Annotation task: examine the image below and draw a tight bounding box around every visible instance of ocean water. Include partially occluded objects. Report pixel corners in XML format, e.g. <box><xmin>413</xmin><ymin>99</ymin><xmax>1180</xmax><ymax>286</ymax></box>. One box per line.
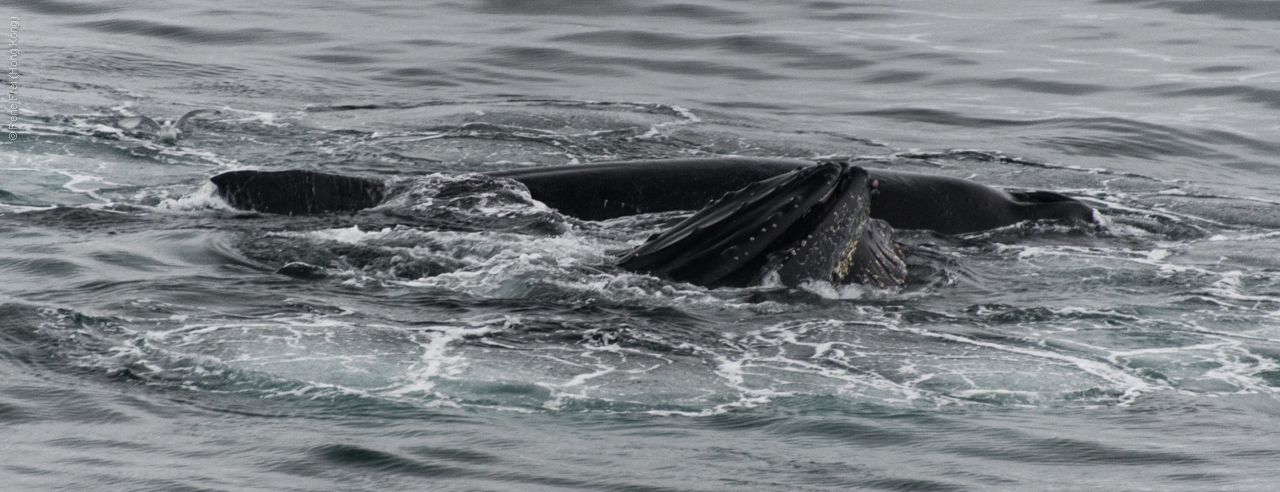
<box><xmin>3</xmin><ymin>0</ymin><xmax>1280</xmax><ymax>490</ymax></box>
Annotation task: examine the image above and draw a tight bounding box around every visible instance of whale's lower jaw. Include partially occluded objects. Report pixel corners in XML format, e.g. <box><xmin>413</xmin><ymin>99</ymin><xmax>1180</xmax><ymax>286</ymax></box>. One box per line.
<box><xmin>210</xmin><ymin>170</ymin><xmax>386</xmax><ymax>215</ymax></box>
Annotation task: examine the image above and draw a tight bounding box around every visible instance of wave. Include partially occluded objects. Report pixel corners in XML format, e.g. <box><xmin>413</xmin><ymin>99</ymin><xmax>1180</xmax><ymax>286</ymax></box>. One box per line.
<box><xmin>72</xmin><ymin>19</ymin><xmax>326</xmax><ymax>46</ymax></box>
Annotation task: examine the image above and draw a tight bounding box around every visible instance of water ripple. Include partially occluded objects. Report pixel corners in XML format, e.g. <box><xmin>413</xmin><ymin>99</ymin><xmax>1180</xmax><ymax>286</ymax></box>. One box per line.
<box><xmin>1108</xmin><ymin>0</ymin><xmax>1280</xmax><ymax>21</ymax></box>
<box><xmin>1155</xmin><ymin>84</ymin><xmax>1280</xmax><ymax>110</ymax></box>
<box><xmin>72</xmin><ymin>19</ymin><xmax>326</xmax><ymax>45</ymax></box>
<box><xmin>946</xmin><ymin>436</ymin><xmax>1206</xmax><ymax>465</ymax></box>
<box><xmin>550</xmin><ymin>30</ymin><xmax>873</xmax><ymax>70</ymax></box>
<box><xmin>477</xmin><ymin>46</ymin><xmax>779</xmax><ymax>80</ymax></box>
<box><xmin>10</xmin><ymin>0</ymin><xmax>117</xmax><ymax>15</ymax></box>
<box><xmin>477</xmin><ymin>0</ymin><xmax>754</xmax><ymax>24</ymax></box>
<box><xmin>938</xmin><ymin>77</ymin><xmax>1111</xmax><ymax>95</ymax></box>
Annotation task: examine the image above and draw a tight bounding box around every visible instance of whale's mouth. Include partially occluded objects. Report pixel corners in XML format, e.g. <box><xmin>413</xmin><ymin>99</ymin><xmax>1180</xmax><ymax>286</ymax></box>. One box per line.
<box><xmin>617</xmin><ymin>162</ymin><xmax>906</xmax><ymax>289</ymax></box>
<box><xmin>209</xmin><ymin>164</ymin><xmax>908</xmax><ymax>289</ymax></box>
<box><xmin>211</xmin><ymin>170</ymin><xmax>387</xmax><ymax>215</ymax></box>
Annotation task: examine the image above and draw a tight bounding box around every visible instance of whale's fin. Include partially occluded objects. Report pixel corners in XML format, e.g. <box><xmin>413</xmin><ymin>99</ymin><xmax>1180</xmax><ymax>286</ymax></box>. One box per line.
<box><xmin>619</xmin><ymin>162</ymin><xmax>900</xmax><ymax>288</ymax></box>
<box><xmin>210</xmin><ymin>170</ymin><xmax>385</xmax><ymax>215</ymax></box>
<box><xmin>835</xmin><ymin>218</ymin><xmax>906</xmax><ymax>288</ymax></box>
<box><xmin>618</xmin><ymin>162</ymin><xmax>845</xmax><ymax>287</ymax></box>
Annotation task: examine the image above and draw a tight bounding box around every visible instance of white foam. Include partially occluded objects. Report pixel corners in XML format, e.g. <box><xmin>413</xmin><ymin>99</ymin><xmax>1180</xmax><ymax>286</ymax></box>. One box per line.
<box><xmin>638</xmin><ymin>104</ymin><xmax>703</xmax><ymax>140</ymax></box>
<box><xmin>231</xmin><ymin>110</ymin><xmax>288</xmax><ymax>127</ymax></box>
<box><xmin>387</xmin><ymin>324</ymin><xmax>500</xmax><ymax>397</ymax></box>
<box><xmin>1206</xmin><ymin>270</ymin><xmax>1280</xmax><ymax>303</ymax></box>
<box><xmin>1207</xmin><ymin>231</ymin><xmax>1280</xmax><ymax>242</ymax></box>
<box><xmin>55</xmin><ymin>170</ymin><xmax>115</xmax><ymax>201</ymax></box>
<box><xmin>885</xmin><ymin>322</ymin><xmax>1161</xmax><ymax>405</ymax></box>
<box><xmin>155</xmin><ymin>181</ymin><xmax>236</xmax><ymax>211</ymax></box>
<box><xmin>375</xmin><ymin>173</ymin><xmax>553</xmax><ymax>216</ymax></box>
<box><xmin>306</xmin><ymin>225</ymin><xmax>383</xmax><ymax>244</ymax></box>
<box><xmin>797</xmin><ymin>280</ymin><xmax>875</xmax><ymax>299</ymax></box>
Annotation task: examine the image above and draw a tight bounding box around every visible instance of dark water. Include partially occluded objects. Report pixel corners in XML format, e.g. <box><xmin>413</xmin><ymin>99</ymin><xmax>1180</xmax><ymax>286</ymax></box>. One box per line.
<box><xmin>4</xmin><ymin>1</ymin><xmax>1280</xmax><ymax>490</ymax></box>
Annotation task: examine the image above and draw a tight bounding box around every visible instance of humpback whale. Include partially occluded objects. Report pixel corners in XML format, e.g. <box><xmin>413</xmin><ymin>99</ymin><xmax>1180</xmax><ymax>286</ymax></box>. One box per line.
<box><xmin>209</xmin><ymin>158</ymin><xmax>1097</xmax><ymax>289</ymax></box>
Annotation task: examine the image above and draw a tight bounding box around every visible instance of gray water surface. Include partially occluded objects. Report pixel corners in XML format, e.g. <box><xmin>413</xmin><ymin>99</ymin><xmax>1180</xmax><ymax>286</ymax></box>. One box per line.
<box><xmin>3</xmin><ymin>1</ymin><xmax>1280</xmax><ymax>490</ymax></box>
